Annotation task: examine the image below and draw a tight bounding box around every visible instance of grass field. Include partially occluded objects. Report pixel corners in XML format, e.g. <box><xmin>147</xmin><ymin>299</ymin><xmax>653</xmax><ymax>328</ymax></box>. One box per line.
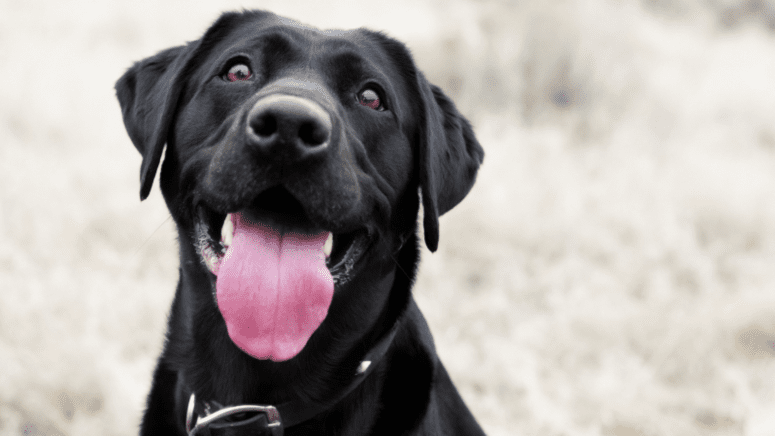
<box><xmin>2</xmin><ymin>0</ymin><xmax>775</xmax><ymax>435</ymax></box>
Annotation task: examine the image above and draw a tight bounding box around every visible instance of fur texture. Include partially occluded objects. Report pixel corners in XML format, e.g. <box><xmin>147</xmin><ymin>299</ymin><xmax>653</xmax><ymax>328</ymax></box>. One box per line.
<box><xmin>115</xmin><ymin>10</ymin><xmax>484</xmax><ymax>435</ymax></box>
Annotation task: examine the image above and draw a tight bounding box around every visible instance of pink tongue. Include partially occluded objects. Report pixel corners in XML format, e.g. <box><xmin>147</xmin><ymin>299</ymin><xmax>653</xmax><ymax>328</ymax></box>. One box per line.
<box><xmin>215</xmin><ymin>213</ymin><xmax>333</xmax><ymax>361</ymax></box>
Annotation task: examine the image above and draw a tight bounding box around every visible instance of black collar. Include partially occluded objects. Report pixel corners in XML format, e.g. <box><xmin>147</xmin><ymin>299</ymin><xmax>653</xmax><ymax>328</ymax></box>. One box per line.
<box><xmin>185</xmin><ymin>319</ymin><xmax>401</xmax><ymax>435</ymax></box>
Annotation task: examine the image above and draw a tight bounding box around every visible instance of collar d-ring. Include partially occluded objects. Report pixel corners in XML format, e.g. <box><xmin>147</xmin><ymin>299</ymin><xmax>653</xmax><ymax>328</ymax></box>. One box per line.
<box><xmin>186</xmin><ymin>393</ymin><xmax>283</xmax><ymax>436</ymax></box>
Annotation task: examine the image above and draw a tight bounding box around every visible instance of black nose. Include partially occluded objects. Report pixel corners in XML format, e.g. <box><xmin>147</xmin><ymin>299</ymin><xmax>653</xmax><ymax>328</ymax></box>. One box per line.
<box><xmin>246</xmin><ymin>95</ymin><xmax>332</xmax><ymax>160</ymax></box>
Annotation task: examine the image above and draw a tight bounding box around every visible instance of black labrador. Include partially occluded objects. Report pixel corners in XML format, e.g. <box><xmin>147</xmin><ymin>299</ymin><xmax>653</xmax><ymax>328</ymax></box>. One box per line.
<box><xmin>116</xmin><ymin>10</ymin><xmax>484</xmax><ymax>436</ymax></box>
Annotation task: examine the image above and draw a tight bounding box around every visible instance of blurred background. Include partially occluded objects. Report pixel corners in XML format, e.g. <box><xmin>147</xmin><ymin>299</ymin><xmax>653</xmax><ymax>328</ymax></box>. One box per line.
<box><xmin>2</xmin><ymin>0</ymin><xmax>775</xmax><ymax>434</ymax></box>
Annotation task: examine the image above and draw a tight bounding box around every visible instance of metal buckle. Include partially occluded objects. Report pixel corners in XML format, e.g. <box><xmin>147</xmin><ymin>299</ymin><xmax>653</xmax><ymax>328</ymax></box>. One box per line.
<box><xmin>186</xmin><ymin>393</ymin><xmax>283</xmax><ymax>436</ymax></box>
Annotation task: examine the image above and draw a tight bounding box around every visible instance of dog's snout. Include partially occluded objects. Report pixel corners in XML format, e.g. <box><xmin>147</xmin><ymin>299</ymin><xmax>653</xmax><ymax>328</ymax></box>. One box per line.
<box><xmin>246</xmin><ymin>95</ymin><xmax>332</xmax><ymax>159</ymax></box>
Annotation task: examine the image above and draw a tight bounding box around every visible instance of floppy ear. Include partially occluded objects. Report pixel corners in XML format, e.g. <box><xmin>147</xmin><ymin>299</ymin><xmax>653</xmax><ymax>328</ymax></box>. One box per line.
<box><xmin>115</xmin><ymin>44</ymin><xmax>197</xmax><ymax>200</ymax></box>
<box><xmin>416</xmin><ymin>74</ymin><xmax>484</xmax><ymax>252</ymax></box>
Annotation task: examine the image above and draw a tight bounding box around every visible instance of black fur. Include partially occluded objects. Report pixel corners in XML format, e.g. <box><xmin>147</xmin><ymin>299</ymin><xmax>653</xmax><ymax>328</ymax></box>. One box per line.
<box><xmin>116</xmin><ymin>10</ymin><xmax>484</xmax><ymax>435</ymax></box>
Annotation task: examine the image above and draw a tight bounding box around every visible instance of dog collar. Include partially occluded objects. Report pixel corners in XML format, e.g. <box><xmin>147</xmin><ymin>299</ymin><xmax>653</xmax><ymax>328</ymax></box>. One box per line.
<box><xmin>185</xmin><ymin>320</ymin><xmax>401</xmax><ymax>436</ymax></box>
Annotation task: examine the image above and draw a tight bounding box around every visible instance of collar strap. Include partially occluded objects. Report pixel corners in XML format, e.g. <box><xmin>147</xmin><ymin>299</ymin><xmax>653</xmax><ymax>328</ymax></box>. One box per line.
<box><xmin>186</xmin><ymin>320</ymin><xmax>400</xmax><ymax>435</ymax></box>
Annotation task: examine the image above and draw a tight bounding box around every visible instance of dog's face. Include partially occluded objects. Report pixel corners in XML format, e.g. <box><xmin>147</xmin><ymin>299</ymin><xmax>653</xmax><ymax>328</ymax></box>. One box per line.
<box><xmin>171</xmin><ymin>15</ymin><xmax>419</xmax><ymax>283</ymax></box>
<box><xmin>116</xmin><ymin>11</ymin><xmax>482</xmax><ymax>362</ymax></box>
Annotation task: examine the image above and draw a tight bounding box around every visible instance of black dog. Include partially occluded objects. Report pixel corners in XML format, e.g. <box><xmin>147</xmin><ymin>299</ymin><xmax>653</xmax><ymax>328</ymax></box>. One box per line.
<box><xmin>116</xmin><ymin>10</ymin><xmax>484</xmax><ymax>436</ymax></box>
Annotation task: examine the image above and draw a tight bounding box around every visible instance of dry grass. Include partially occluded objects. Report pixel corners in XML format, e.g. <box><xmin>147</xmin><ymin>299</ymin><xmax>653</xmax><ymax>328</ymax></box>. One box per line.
<box><xmin>2</xmin><ymin>0</ymin><xmax>775</xmax><ymax>435</ymax></box>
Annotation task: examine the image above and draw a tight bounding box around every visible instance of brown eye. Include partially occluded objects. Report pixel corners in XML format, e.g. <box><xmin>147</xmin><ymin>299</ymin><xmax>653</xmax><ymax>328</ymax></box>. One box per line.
<box><xmin>225</xmin><ymin>63</ymin><xmax>252</xmax><ymax>82</ymax></box>
<box><xmin>358</xmin><ymin>89</ymin><xmax>383</xmax><ymax>111</ymax></box>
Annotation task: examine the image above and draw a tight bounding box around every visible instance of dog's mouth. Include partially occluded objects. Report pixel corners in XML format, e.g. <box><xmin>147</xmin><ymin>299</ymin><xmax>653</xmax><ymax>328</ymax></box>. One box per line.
<box><xmin>191</xmin><ymin>186</ymin><xmax>369</xmax><ymax>361</ymax></box>
<box><xmin>194</xmin><ymin>187</ymin><xmax>369</xmax><ymax>286</ymax></box>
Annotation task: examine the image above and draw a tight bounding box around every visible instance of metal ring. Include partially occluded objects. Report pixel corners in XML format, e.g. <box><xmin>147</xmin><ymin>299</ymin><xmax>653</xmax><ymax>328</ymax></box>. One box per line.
<box><xmin>188</xmin><ymin>403</ymin><xmax>281</xmax><ymax>435</ymax></box>
<box><xmin>186</xmin><ymin>393</ymin><xmax>197</xmax><ymax>433</ymax></box>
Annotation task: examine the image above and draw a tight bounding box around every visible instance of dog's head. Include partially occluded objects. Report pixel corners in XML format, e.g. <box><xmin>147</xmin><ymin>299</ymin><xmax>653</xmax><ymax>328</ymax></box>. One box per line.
<box><xmin>115</xmin><ymin>10</ymin><xmax>483</xmax><ymax>362</ymax></box>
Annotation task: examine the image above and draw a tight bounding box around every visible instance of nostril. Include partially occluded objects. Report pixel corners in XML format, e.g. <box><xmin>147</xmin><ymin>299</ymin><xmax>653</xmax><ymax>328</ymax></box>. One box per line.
<box><xmin>298</xmin><ymin>121</ymin><xmax>329</xmax><ymax>147</ymax></box>
<box><xmin>251</xmin><ymin>114</ymin><xmax>278</xmax><ymax>138</ymax></box>
<box><xmin>246</xmin><ymin>94</ymin><xmax>332</xmax><ymax>157</ymax></box>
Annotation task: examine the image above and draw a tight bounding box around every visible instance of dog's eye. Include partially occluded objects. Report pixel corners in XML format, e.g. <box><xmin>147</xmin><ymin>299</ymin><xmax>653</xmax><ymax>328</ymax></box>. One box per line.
<box><xmin>358</xmin><ymin>89</ymin><xmax>384</xmax><ymax>111</ymax></box>
<box><xmin>225</xmin><ymin>63</ymin><xmax>252</xmax><ymax>82</ymax></box>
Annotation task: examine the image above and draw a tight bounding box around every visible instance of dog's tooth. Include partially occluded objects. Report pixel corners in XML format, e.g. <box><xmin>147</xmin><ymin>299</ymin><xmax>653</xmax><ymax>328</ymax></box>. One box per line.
<box><xmin>324</xmin><ymin>232</ymin><xmax>333</xmax><ymax>258</ymax></box>
<box><xmin>221</xmin><ymin>213</ymin><xmax>234</xmax><ymax>248</ymax></box>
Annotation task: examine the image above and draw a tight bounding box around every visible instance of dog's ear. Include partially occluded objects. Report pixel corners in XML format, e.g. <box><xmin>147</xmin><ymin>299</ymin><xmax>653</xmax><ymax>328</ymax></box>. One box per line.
<box><xmin>115</xmin><ymin>44</ymin><xmax>196</xmax><ymax>200</ymax></box>
<box><xmin>416</xmin><ymin>73</ymin><xmax>484</xmax><ymax>252</ymax></box>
